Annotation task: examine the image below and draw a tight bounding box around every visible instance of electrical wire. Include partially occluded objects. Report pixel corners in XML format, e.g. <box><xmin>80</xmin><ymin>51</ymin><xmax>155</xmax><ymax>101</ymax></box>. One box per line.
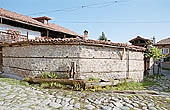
<box><xmin>27</xmin><ymin>0</ymin><xmax>122</xmax><ymax>15</ymax></box>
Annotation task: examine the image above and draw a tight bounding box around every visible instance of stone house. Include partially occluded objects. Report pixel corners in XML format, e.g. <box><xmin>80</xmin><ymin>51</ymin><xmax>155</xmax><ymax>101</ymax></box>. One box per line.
<box><xmin>155</xmin><ymin>38</ymin><xmax>170</xmax><ymax>56</ymax></box>
<box><xmin>155</xmin><ymin>38</ymin><xmax>170</xmax><ymax>69</ymax></box>
<box><xmin>129</xmin><ymin>36</ymin><xmax>153</xmax><ymax>48</ymax></box>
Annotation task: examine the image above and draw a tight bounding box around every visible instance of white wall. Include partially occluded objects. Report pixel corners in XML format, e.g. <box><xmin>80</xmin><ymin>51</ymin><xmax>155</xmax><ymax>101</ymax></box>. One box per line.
<box><xmin>0</xmin><ymin>24</ymin><xmax>41</xmax><ymax>39</ymax></box>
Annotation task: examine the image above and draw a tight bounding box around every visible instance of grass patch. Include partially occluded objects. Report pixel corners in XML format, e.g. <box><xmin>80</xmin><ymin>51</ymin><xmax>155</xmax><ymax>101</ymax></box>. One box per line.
<box><xmin>88</xmin><ymin>77</ymin><xmax>100</xmax><ymax>82</ymax></box>
<box><xmin>162</xmin><ymin>68</ymin><xmax>170</xmax><ymax>71</ymax></box>
<box><xmin>142</xmin><ymin>78</ymin><xmax>158</xmax><ymax>87</ymax></box>
<box><xmin>89</xmin><ymin>78</ymin><xmax>159</xmax><ymax>91</ymax></box>
<box><xmin>41</xmin><ymin>72</ymin><xmax>57</xmax><ymax>79</ymax></box>
<box><xmin>111</xmin><ymin>81</ymin><xmax>144</xmax><ymax>91</ymax></box>
<box><xmin>0</xmin><ymin>77</ymin><xmax>30</xmax><ymax>86</ymax></box>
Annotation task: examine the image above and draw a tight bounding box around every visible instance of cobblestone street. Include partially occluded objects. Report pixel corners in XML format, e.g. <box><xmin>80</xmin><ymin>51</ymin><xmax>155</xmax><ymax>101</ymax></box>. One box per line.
<box><xmin>0</xmin><ymin>69</ymin><xmax>170</xmax><ymax>110</ymax></box>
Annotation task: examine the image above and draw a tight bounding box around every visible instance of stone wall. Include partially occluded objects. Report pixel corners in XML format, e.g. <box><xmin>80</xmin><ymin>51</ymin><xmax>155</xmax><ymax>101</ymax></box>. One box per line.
<box><xmin>2</xmin><ymin>44</ymin><xmax>145</xmax><ymax>81</ymax></box>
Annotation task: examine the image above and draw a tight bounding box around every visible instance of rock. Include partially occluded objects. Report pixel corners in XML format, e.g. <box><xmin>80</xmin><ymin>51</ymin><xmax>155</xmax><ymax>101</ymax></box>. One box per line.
<box><xmin>55</xmin><ymin>98</ymin><xmax>62</xmax><ymax>104</ymax></box>
<box><xmin>21</xmin><ymin>103</ymin><xmax>32</xmax><ymax>107</ymax></box>
<box><xmin>111</xmin><ymin>98</ymin><xmax>120</xmax><ymax>102</ymax></box>
<box><xmin>97</xmin><ymin>82</ymin><xmax>113</xmax><ymax>87</ymax></box>
<box><xmin>5</xmin><ymin>94</ymin><xmax>16</xmax><ymax>99</ymax></box>
<box><xmin>142</xmin><ymin>106</ymin><xmax>148</xmax><ymax>110</ymax></box>
<box><xmin>69</xmin><ymin>99</ymin><xmax>75</xmax><ymax>104</ymax></box>
<box><xmin>102</xmin><ymin>106</ymin><xmax>112</xmax><ymax>110</ymax></box>
<box><xmin>56</xmin><ymin>96</ymin><xmax>63</xmax><ymax>99</ymax></box>
<box><xmin>0</xmin><ymin>101</ymin><xmax>4</xmax><ymax>105</ymax></box>
<box><xmin>112</xmin><ymin>107</ymin><xmax>121</xmax><ymax>110</ymax></box>
<box><xmin>132</xmin><ymin>103</ymin><xmax>139</xmax><ymax>108</ymax></box>
<box><xmin>49</xmin><ymin>103</ymin><xmax>62</xmax><ymax>108</ymax></box>
<box><xmin>113</xmin><ymin>101</ymin><xmax>123</xmax><ymax>108</ymax></box>
<box><xmin>94</xmin><ymin>100</ymin><xmax>101</xmax><ymax>105</ymax></box>
<box><xmin>74</xmin><ymin>103</ymin><xmax>81</xmax><ymax>109</ymax></box>
<box><xmin>61</xmin><ymin>101</ymin><xmax>69</xmax><ymax>107</ymax></box>
<box><xmin>85</xmin><ymin>104</ymin><xmax>95</xmax><ymax>110</ymax></box>
<box><xmin>121</xmin><ymin>106</ymin><xmax>130</xmax><ymax>110</ymax></box>
<box><xmin>108</xmin><ymin>103</ymin><xmax>115</xmax><ymax>107</ymax></box>
<box><xmin>61</xmin><ymin>106</ymin><xmax>74</xmax><ymax>110</ymax></box>
<box><xmin>63</xmin><ymin>98</ymin><xmax>72</xmax><ymax>102</ymax></box>
<box><xmin>148</xmin><ymin>106</ymin><xmax>157</xmax><ymax>110</ymax></box>
<box><xmin>140</xmin><ymin>103</ymin><xmax>147</xmax><ymax>107</ymax></box>
<box><xmin>147</xmin><ymin>103</ymin><xmax>155</xmax><ymax>107</ymax></box>
<box><xmin>103</xmin><ymin>99</ymin><xmax>109</xmax><ymax>103</ymax></box>
<box><xmin>125</xmin><ymin>103</ymin><xmax>133</xmax><ymax>108</ymax></box>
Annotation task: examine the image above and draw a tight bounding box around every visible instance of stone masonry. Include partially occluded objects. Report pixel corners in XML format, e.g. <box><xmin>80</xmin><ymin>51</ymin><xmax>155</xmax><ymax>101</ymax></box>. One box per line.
<box><xmin>1</xmin><ymin>39</ymin><xmax>145</xmax><ymax>81</ymax></box>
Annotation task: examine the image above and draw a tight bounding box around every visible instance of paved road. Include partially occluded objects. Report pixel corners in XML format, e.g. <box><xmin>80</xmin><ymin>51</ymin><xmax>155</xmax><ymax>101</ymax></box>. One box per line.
<box><xmin>0</xmin><ymin>78</ymin><xmax>170</xmax><ymax>110</ymax></box>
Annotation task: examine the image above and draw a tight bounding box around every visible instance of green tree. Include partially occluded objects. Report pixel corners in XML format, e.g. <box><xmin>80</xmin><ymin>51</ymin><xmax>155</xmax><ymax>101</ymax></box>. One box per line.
<box><xmin>145</xmin><ymin>47</ymin><xmax>164</xmax><ymax>75</ymax></box>
<box><xmin>98</xmin><ymin>32</ymin><xmax>107</xmax><ymax>41</ymax></box>
<box><xmin>145</xmin><ymin>47</ymin><xmax>164</xmax><ymax>60</ymax></box>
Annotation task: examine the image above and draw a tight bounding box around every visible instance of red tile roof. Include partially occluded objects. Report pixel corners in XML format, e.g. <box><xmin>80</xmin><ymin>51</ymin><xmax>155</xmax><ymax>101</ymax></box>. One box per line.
<box><xmin>157</xmin><ymin>38</ymin><xmax>170</xmax><ymax>45</ymax></box>
<box><xmin>0</xmin><ymin>8</ymin><xmax>81</xmax><ymax>37</ymax></box>
<box><xmin>2</xmin><ymin>38</ymin><xmax>146</xmax><ymax>52</ymax></box>
<box><xmin>129</xmin><ymin>36</ymin><xmax>152</xmax><ymax>43</ymax></box>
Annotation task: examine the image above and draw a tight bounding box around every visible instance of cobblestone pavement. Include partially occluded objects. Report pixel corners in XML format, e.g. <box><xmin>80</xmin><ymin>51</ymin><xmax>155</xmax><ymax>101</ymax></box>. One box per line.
<box><xmin>145</xmin><ymin>71</ymin><xmax>170</xmax><ymax>93</ymax></box>
<box><xmin>0</xmin><ymin>77</ymin><xmax>170</xmax><ymax>110</ymax></box>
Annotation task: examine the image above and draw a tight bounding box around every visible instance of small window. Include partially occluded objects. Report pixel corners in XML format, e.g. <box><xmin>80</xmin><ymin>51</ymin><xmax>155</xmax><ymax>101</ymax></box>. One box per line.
<box><xmin>161</xmin><ymin>48</ymin><xmax>169</xmax><ymax>55</ymax></box>
<box><xmin>141</xmin><ymin>40</ymin><xmax>145</xmax><ymax>43</ymax></box>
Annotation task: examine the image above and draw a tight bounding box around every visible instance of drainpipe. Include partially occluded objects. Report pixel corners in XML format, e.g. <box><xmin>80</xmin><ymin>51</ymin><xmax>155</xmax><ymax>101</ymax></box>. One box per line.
<box><xmin>126</xmin><ymin>49</ymin><xmax>130</xmax><ymax>79</ymax></box>
<box><xmin>121</xmin><ymin>48</ymin><xmax>125</xmax><ymax>60</ymax></box>
<box><xmin>0</xmin><ymin>17</ymin><xmax>2</xmax><ymax>73</ymax></box>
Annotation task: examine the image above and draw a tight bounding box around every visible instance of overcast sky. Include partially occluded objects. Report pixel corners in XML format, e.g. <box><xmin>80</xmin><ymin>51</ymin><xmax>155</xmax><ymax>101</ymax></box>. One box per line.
<box><xmin>0</xmin><ymin>0</ymin><xmax>170</xmax><ymax>43</ymax></box>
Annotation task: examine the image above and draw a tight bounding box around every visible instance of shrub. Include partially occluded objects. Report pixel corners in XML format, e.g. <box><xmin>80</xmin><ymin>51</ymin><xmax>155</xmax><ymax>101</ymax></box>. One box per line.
<box><xmin>41</xmin><ymin>72</ymin><xmax>57</xmax><ymax>79</ymax></box>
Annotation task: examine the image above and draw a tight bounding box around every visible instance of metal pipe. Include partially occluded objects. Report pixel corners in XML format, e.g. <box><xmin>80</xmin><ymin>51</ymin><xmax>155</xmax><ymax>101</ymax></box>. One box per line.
<box><xmin>126</xmin><ymin>49</ymin><xmax>130</xmax><ymax>79</ymax></box>
<box><xmin>0</xmin><ymin>17</ymin><xmax>2</xmax><ymax>24</ymax></box>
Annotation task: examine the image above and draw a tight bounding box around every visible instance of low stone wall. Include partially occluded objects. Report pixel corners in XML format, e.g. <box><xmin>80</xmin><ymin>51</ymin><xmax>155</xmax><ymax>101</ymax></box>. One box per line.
<box><xmin>2</xmin><ymin>39</ymin><xmax>145</xmax><ymax>82</ymax></box>
<box><xmin>162</xmin><ymin>62</ymin><xmax>170</xmax><ymax>69</ymax></box>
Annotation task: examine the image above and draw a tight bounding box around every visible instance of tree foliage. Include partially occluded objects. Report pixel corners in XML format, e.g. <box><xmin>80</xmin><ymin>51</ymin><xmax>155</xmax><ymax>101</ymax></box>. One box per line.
<box><xmin>145</xmin><ymin>47</ymin><xmax>164</xmax><ymax>60</ymax></box>
<box><xmin>98</xmin><ymin>32</ymin><xmax>107</xmax><ymax>41</ymax></box>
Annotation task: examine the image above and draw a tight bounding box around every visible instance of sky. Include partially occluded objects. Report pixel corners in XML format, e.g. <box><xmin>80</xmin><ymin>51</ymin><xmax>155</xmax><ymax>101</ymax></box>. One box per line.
<box><xmin>0</xmin><ymin>0</ymin><xmax>170</xmax><ymax>43</ymax></box>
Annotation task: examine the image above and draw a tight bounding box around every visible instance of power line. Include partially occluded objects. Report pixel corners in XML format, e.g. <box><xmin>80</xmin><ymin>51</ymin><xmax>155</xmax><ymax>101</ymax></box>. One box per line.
<box><xmin>27</xmin><ymin>0</ymin><xmax>124</xmax><ymax>15</ymax></box>
<box><xmin>51</xmin><ymin>20</ymin><xmax>170</xmax><ymax>24</ymax></box>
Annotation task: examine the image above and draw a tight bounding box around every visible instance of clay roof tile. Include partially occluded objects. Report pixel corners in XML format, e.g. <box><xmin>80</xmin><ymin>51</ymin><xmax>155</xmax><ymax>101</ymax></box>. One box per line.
<box><xmin>0</xmin><ymin>8</ymin><xmax>81</xmax><ymax>37</ymax></box>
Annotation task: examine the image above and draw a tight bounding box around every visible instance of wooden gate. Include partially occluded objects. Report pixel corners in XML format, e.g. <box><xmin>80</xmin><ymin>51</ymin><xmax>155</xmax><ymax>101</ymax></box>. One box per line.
<box><xmin>0</xmin><ymin>47</ymin><xmax>2</xmax><ymax>72</ymax></box>
<box><xmin>144</xmin><ymin>57</ymin><xmax>150</xmax><ymax>76</ymax></box>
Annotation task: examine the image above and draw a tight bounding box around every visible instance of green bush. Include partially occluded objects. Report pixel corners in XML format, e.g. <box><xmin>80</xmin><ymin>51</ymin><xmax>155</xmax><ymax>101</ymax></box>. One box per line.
<box><xmin>41</xmin><ymin>72</ymin><xmax>57</xmax><ymax>79</ymax></box>
<box><xmin>88</xmin><ymin>77</ymin><xmax>100</xmax><ymax>82</ymax></box>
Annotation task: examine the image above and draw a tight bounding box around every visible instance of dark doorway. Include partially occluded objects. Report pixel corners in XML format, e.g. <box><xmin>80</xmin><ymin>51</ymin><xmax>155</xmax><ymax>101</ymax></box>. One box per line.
<box><xmin>0</xmin><ymin>47</ymin><xmax>2</xmax><ymax>72</ymax></box>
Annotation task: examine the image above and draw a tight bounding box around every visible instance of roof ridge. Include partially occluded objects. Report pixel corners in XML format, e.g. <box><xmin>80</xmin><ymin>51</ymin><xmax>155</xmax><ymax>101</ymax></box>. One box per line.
<box><xmin>157</xmin><ymin>37</ymin><xmax>170</xmax><ymax>44</ymax></box>
<box><xmin>1</xmin><ymin>38</ymin><xmax>146</xmax><ymax>52</ymax></box>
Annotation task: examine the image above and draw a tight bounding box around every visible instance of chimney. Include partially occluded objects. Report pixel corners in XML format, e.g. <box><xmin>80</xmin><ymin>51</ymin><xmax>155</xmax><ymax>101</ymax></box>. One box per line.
<box><xmin>84</xmin><ymin>30</ymin><xmax>88</xmax><ymax>38</ymax></box>
<box><xmin>33</xmin><ymin>16</ymin><xmax>52</xmax><ymax>24</ymax></box>
<box><xmin>152</xmin><ymin>36</ymin><xmax>156</xmax><ymax>44</ymax></box>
